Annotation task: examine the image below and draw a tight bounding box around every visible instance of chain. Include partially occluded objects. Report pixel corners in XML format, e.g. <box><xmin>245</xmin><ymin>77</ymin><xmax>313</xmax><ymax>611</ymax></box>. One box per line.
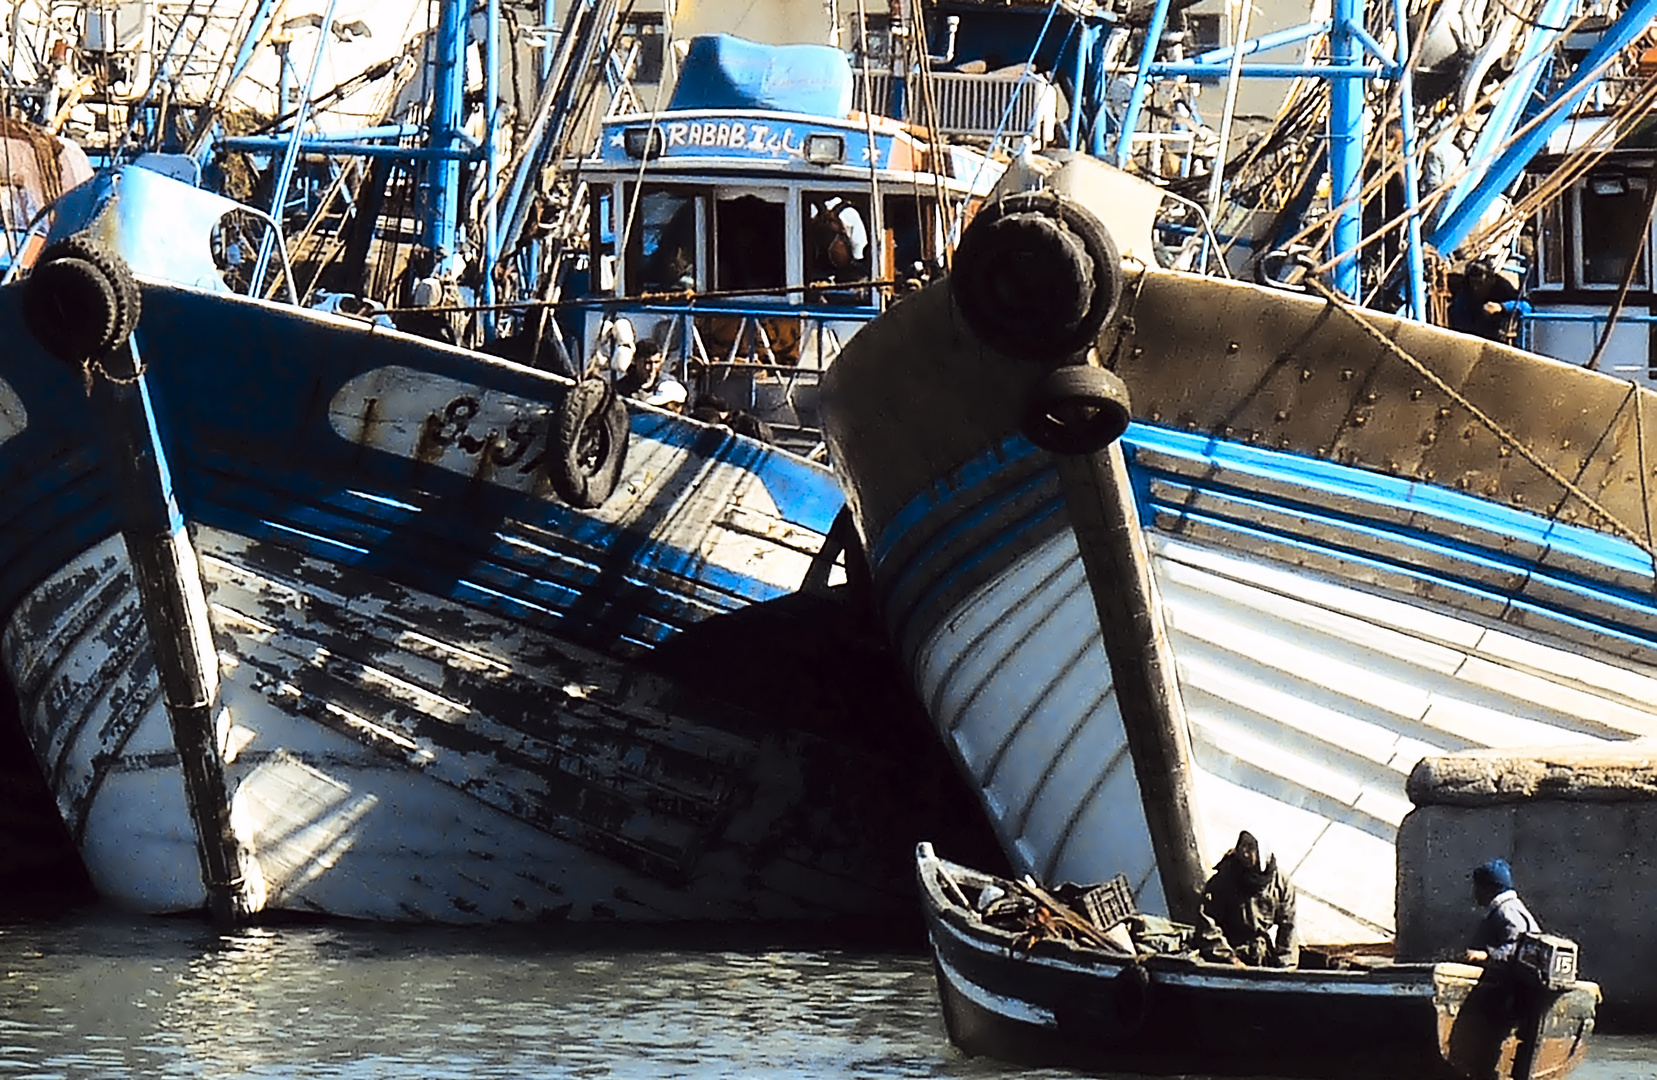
<box><xmin>78</xmin><ymin>347</ymin><xmax>147</xmax><ymax>394</ymax></box>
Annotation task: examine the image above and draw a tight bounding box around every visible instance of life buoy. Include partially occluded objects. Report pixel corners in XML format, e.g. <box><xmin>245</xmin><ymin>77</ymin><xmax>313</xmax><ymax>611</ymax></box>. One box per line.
<box><xmin>591</xmin><ymin>316</ymin><xmax>637</xmax><ymax>380</ymax></box>
<box><xmin>1023</xmin><ymin>363</ymin><xmax>1133</xmax><ymax>455</ymax></box>
<box><xmin>951</xmin><ymin>191</ymin><xmax>1122</xmax><ymax>361</ymax></box>
<box><xmin>22</xmin><ymin>233</ymin><xmax>141</xmax><ymax>365</ymax></box>
<box><xmin>551</xmin><ymin>376</ymin><xmax>630</xmax><ymax>509</ymax></box>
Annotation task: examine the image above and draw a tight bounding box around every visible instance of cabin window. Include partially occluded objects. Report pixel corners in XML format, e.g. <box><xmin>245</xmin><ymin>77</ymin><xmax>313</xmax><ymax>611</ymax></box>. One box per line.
<box><xmin>1575</xmin><ymin>173</ymin><xmax>1649</xmax><ymax>288</ymax></box>
<box><xmin>803</xmin><ymin>191</ymin><xmax>872</xmax><ymax>303</ymax></box>
<box><xmin>882</xmin><ymin>193</ymin><xmax>944</xmax><ymax>287</ymax></box>
<box><xmin>588</xmin><ymin>186</ymin><xmax>616</xmax><ymax>294</ymax></box>
<box><xmin>851</xmin><ymin>12</ymin><xmax>893</xmax><ymax>65</ymax></box>
<box><xmin>1537</xmin><ymin>199</ymin><xmax>1565</xmax><ymax>289</ymax></box>
<box><xmin>619</xmin><ymin>13</ymin><xmax>666</xmax><ymax>85</ymax></box>
<box><xmin>625</xmin><ymin>186</ymin><xmax>704</xmax><ymax>295</ymax></box>
<box><xmin>714</xmin><ymin>192</ymin><xmax>787</xmax><ymax>294</ymax></box>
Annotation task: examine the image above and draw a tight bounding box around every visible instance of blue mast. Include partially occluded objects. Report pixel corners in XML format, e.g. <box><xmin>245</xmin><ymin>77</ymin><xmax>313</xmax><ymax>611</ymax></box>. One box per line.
<box><xmin>1326</xmin><ymin>0</ymin><xmax>1362</xmax><ymax>298</ymax></box>
<box><xmin>1428</xmin><ymin>0</ymin><xmax>1657</xmax><ymax>254</ymax></box>
<box><xmin>424</xmin><ymin>0</ymin><xmax>469</xmax><ymax>277</ymax></box>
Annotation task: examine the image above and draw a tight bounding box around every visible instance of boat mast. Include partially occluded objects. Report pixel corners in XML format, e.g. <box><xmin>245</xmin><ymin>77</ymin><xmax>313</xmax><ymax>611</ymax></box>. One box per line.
<box><xmin>1425</xmin><ymin>0</ymin><xmax>1657</xmax><ymax>255</ymax></box>
<box><xmin>1325</xmin><ymin>0</ymin><xmax>1362</xmax><ymax>299</ymax></box>
<box><xmin>424</xmin><ymin>0</ymin><xmax>469</xmax><ymax>280</ymax></box>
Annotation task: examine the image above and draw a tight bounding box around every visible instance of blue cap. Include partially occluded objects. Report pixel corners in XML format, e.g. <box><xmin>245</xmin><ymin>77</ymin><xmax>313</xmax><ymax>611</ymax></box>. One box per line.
<box><xmin>1472</xmin><ymin>858</ymin><xmax>1513</xmax><ymax>891</ymax></box>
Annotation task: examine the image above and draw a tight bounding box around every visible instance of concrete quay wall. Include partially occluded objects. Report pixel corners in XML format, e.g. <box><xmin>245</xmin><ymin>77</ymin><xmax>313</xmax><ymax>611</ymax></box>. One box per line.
<box><xmin>1396</xmin><ymin>746</ymin><xmax>1657</xmax><ymax>1030</ymax></box>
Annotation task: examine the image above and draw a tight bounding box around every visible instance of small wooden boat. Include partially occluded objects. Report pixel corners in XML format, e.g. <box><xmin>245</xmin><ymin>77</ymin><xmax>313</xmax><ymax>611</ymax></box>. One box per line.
<box><xmin>916</xmin><ymin>842</ymin><xmax>1598</xmax><ymax>1080</ymax></box>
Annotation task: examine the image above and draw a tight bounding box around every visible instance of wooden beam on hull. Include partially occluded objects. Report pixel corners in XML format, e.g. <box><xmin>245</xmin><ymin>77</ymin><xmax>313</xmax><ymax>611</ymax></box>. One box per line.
<box><xmin>92</xmin><ymin>342</ymin><xmax>258</xmax><ymax>925</ymax></box>
<box><xmin>1055</xmin><ymin>443</ymin><xmax>1206</xmax><ymax>925</ymax></box>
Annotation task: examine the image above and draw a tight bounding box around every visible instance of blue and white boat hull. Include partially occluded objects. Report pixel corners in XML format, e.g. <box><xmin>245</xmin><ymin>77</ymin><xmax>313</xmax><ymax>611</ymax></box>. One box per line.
<box><xmin>0</xmin><ymin>272</ymin><xmax>930</xmax><ymax>923</ymax></box>
<box><xmin>821</xmin><ymin>160</ymin><xmax>1657</xmax><ymax>941</ymax></box>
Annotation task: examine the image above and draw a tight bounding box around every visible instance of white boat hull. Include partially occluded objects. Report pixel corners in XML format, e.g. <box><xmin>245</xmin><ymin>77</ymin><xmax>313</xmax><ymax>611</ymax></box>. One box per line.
<box><xmin>5</xmin><ymin>526</ymin><xmax>901</xmax><ymax>921</ymax></box>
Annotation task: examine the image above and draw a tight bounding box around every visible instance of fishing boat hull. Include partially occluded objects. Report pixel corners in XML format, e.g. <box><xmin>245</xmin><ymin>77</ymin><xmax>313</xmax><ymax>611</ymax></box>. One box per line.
<box><xmin>0</xmin><ymin>269</ymin><xmax>938</xmax><ymax>924</ymax></box>
<box><xmin>821</xmin><ymin>154</ymin><xmax>1657</xmax><ymax>941</ymax></box>
<box><xmin>918</xmin><ymin>843</ymin><xmax>1598</xmax><ymax>1079</ymax></box>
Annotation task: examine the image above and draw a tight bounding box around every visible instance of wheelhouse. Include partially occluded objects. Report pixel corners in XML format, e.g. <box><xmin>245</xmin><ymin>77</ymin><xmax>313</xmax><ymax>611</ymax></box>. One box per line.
<box><xmin>1526</xmin><ymin>145</ymin><xmax>1657</xmax><ymax>388</ymax></box>
<box><xmin>564</xmin><ymin>37</ymin><xmax>1002</xmax><ymax>456</ymax></box>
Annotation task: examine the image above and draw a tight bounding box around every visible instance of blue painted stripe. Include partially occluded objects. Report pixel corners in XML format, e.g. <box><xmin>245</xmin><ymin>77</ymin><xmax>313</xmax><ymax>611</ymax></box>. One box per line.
<box><xmin>874</xmin><ymin>422</ymin><xmax>1657</xmax><ymax>659</ymax></box>
<box><xmin>871</xmin><ymin>435</ymin><xmax>1044</xmax><ymax>567</ymax></box>
<box><xmin>179</xmin><ymin>449</ymin><xmax>787</xmax><ymax>626</ymax></box>
<box><xmin>1126</xmin><ymin>424</ymin><xmax>1656</xmax><ymax>580</ymax></box>
<box><xmin>875</xmin><ymin>459</ymin><xmax>1058</xmax><ymax>601</ymax></box>
<box><xmin>621</xmin><ymin>411</ymin><xmax>845</xmax><ymax>536</ymax></box>
<box><xmin>1144</xmin><ymin>479</ymin><xmax>1657</xmax><ymax>637</ymax></box>
<box><xmin>889</xmin><ymin>498</ymin><xmax>1065</xmax><ymax>657</ymax></box>
<box><xmin>1168</xmin><ymin>503</ymin><xmax>1657</xmax><ymax>653</ymax></box>
<box><xmin>208</xmin><ymin>501</ymin><xmax>696</xmax><ymax>652</ymax></box>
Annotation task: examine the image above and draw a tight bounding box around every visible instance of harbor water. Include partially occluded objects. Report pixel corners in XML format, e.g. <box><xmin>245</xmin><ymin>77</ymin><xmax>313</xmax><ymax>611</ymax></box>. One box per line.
<box><xmin>0</xmin><ymin>911</ymin><xmax>1653</xmax><ymax>1080</ymax></box>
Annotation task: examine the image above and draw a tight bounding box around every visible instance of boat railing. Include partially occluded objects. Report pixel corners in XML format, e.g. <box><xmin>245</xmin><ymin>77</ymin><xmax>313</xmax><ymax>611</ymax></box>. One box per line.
<box><xmin>571</xmin><ymin>298</ymin><xmax>881</xmax><ymax>369</ymax></box>
<box><xmin>854</xmin><ymin>70</ymin><xmax>1059</xmax><ymax>146</ymax></box>
<box><xmin>1520</xmin><ymin>307</ymin><xmax>1657</xmax><ymax>387</ymax></box>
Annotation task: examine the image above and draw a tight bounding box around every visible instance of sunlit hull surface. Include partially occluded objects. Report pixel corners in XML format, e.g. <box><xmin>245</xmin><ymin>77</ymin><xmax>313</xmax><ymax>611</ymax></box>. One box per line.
<box><xmin>823</xmin><ymin>233</ymin><xmax>1657</xmax><ymax>942</ymax></box>
<box><xmin>0</xmin><ymin>280</ymin><xmax>909</xmax><ymax>923</ymax></box>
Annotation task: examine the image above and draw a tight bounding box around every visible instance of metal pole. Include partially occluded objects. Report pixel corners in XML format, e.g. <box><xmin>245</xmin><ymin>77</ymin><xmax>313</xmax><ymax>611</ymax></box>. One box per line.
<box><xmin>1188</xmin><ymin>19</ymin><xmax>1328</xmax><ymax>66</ymax></box>
<box><xmin>1114</xmin><ymin>0</ymin><xmax>1173</xmax><ymax>168</ymax></box>
<box><xmin>1204</xmin><ymin>0</ymin><xmax>1254</xmax><ymax>223</ymax></box>
<box><xmin>1392</xmin><ymin>0</ymin><xmax>1425</xmax><ymax>320</ymax></box>
<box><xmin>1054</xmin><ymin>442</ymin><xmax>1206</xmax><ymax>925</ymax></box>
<box><xmin>483</xmin><ymin>0</ymin><xmax>501</xmax><ymax>335</ymax></box>
<box><xmin>1068</xmin><ymin>21</ymin><xmax>1092</xmax><ymax>151</ymax></box>
<box><xmin>94</xmin><ymin>340</ymin><xmax>257</xmax><ymax>926</ymax></box>
<box><xmin>1432</xmin><ymin>0</ymin><xmax>1575</xmax><ymax>237</ymax></box>
<box><xmin>252</xmin><ymin>0</ymin><xmax>340</xmax><ymax>294</ymax></box>
<box><xmin>1327</xmin><ymin>0</ymin><xmax>1362</xmax><ymax>298</ymax></box>
<box><xmin>426</xmin><ymin>0</ymin><xmax>468</xmax><ymax>276</ymax></box>
<box><xmin>1428</xmin><ymin>0</ymin><xmax>1657</xmax><ymax>254</ymax></box>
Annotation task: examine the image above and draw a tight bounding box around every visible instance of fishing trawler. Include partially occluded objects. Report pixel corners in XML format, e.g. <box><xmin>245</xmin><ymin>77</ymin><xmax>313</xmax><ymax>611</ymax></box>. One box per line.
<box><xmin>821</xmin><ymin>142</ymin><xmax>1657</xmax><ymax>946</ymax></box>
<box><xmin>0</xmin><ymin>2</ymin><xmax>1001</xmax><ymax>923</ymax></box>
<box><xmin>810</xmin><ymin>0</ymin><xmax>1657</xmax><ymax>949</ymax></box>
<box><xmin>557</xmin><ymin>32</ymin><xmax>1003</xmax><ymax>455</ymax></box>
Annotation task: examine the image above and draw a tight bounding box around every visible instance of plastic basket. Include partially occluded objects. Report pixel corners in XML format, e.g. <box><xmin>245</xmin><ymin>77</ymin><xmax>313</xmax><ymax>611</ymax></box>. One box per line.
<box><xmin>1079</xmin><ymin>874</ymin><xmax>1137</xmax><ymax>932</ymax></box>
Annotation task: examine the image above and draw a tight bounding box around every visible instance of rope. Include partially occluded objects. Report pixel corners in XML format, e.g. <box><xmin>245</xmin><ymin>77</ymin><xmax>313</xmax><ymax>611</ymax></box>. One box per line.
<box><xmin>1304</xmin><ymin>274</ymin><xmax>1657</xmax><ymax>558</ymax></box>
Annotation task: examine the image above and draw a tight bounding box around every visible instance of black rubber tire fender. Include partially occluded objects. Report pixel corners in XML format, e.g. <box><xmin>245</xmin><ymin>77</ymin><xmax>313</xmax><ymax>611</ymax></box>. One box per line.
<box><xmin>22</xmin><ymin>233</ymin><xmax>141</xmax><ymax>364</ymax></box>
<box><xmin>1104</xmin><ymin>963</ymin><xmax>1153</xmax><ymax>1040</ymax></box>
<box><xmin>1053</xmin><ymin>962</ymin><xmax>1153</xmax><ymax>1044</ymax></box>
<box><xmin>551</xmin><ymin>376</ymin><xmax>631</xmax><ymax>509</ymax></box>
<box><xmin>1022</xmin><ymin>363</ymin><xmax>1133</xmax><ymax>455</ymax></box>
<box><xmin>951</xmin><ymin>191</ymin><xmax>1122</xmax><ymax>361</ymax></box>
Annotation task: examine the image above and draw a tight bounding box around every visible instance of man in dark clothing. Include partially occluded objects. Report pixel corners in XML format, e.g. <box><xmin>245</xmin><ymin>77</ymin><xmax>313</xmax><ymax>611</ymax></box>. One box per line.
<box><xmin>1447</xmin><ymin>259</ymin><xmax>1531</xmax><ymax>343</ymax></box>
<box><xmin>1199</xmin><ymin>830</ymin><xmax>1298</xmax><ymax>968</ymax></box>
<box><xmin>1465</xmin><ymin>858</ymin><xmax>1540</xmax><ymax>964</ymax></box>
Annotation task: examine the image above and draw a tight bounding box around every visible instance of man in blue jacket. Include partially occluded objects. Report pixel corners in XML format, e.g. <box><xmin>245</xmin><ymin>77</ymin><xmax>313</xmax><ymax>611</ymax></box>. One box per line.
<box><xmin>1465</xmin><ymin>858</ymin><xmax>1540</xmax><ymax>964</ymax></box>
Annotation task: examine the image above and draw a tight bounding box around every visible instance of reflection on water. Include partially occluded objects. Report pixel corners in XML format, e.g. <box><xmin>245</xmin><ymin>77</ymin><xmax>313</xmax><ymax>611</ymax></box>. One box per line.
<box><xmin>0</xmin><ymin>911</ymin><xmax>1652</xmax><ymax>1079</ymax></box>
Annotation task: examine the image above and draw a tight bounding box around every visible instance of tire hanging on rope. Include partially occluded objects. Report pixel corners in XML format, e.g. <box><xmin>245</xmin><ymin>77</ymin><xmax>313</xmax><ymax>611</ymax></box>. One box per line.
<box><xmin>1023</xmin><ymin>364</ymin><xmax>1133</xmax><ymax>456</ymax></box>
<box><xmin>22</xmin><ymin>233</ymin><xmax>142</xmax><ymax>368</ymax></box>
<box><xmin>951</xmin><ymin>191</ymin><xmax>1123</xmax><ymax>362</ymax></box>
<box><xmin>550</xmin><ymin>376</ymin><xmax>630</xmax><ymax>509</ymax></box>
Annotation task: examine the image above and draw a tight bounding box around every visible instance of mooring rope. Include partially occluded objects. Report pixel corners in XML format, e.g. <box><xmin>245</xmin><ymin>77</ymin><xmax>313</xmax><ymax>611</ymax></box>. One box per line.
<box><xmin>1304</xmin><ymin>275</ymin><xmax>1657</xmax><ymax>560</ymax></box>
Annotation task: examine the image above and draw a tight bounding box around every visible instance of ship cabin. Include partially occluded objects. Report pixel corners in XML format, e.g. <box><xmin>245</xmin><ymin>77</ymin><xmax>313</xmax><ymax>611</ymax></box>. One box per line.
<box><xmin>565</xmin><ymin>34</ymin><xmax>1002</xmax><ymax>456</ymax></box>
<box><xmin>1525</xmin><ymin>140</ymin><xmax>1657</xmax><ymax>388</ymax></box>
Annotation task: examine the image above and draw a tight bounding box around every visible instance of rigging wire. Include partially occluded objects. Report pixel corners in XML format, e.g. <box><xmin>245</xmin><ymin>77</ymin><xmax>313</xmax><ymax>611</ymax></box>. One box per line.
<box><xmin>1305</xmin><ymin>273</ymin><xmax>1657</xmax><ymax>558</ymax></box>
